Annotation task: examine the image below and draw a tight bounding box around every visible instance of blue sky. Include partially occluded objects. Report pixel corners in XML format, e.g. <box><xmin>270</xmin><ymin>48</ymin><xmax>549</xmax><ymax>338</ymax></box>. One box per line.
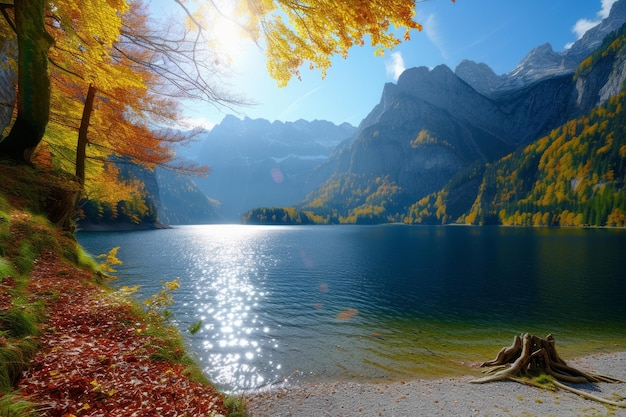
<box><xmin>174</xmin><ymin>0</ymin><xmax>617</xmax><ymax>128</ymax></box>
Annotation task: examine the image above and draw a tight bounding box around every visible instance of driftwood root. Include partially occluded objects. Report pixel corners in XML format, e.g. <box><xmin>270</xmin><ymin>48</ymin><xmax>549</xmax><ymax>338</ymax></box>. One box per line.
<box><xmin>471</xmin><ymin>333</ymin><xmax>626</xmax><ymax>408</ymax></box>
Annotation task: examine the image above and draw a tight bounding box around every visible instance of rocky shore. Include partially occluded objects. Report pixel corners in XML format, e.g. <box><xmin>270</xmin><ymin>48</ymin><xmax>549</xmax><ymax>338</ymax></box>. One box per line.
<box><xmin>246</xmin><ymin>352</ymin><xmax>626</xmax><ymax>417</ymax></box>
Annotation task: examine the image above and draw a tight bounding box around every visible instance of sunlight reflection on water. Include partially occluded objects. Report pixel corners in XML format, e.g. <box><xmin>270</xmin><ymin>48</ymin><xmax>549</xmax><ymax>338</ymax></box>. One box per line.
<box><xmin>182</xmin><ymin>225</ymin><xmax>278</xmax><ymax>390</ymax></box>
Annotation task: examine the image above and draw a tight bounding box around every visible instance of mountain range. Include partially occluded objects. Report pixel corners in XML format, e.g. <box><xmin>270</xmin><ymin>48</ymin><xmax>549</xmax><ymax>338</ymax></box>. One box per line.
<box><xmin>242</xmin><ymin>0</ymin><xmax>626</xmax><ymax>226</ymax></box>
<box><xmin>149</xmin><ymin>0</ymin><xmax>626</xmax><ymax>227</ymax></box>
<box><xmin>178</xmin><ymin>116</ymin><xmax>355</xmax><ymax>222</ymax></box>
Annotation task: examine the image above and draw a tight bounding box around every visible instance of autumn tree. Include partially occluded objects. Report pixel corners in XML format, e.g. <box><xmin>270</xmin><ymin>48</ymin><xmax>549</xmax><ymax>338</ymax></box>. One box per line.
<box><xmin>0</xmin><ymin>0</ymin><xmax>238</xmax><ymax>165</ymax></box>
<box><xmin>45</xmin><ymin>0</ymin><xmax>131</xmax><ymax>183</ymax></box>
<box><xmin>47</xmin><ymin>1</ymin><xmax>199</xmax><ymax>182</ymax></box>
<box><xmin>1</xmin><ymin>0</ymin><xmax>443</xmax><ymax>165</ymax></box>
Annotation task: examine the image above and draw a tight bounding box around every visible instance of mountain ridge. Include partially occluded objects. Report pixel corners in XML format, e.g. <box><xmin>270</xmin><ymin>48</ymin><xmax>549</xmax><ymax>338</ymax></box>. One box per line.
<box><xmin>292</xmin><ymin>0</ymin><xmax>626</xmax><ymax>226</ymax></box>
<box><xmin>456</xmin><ymin>0</ymin><xmax>626</xmax><ymax>97</ymax></box>
<box><xmin>188</xmin><ymin>116</ymin><xmax>356</xmax><ymax>222</ymax></box>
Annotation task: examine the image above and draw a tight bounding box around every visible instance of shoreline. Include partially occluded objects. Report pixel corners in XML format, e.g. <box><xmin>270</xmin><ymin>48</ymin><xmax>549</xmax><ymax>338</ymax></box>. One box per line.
<box><xmin>245</xmin><ymin>351</ymin><xmax>626</xmax><ymax>417</ymax></box>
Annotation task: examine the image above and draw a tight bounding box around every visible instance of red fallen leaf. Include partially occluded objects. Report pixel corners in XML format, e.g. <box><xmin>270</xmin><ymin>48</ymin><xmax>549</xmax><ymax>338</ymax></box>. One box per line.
<box><xmin>17</xmin><ymin>252</ymin><xmax>230</xmax><ymax>417</ymax></box>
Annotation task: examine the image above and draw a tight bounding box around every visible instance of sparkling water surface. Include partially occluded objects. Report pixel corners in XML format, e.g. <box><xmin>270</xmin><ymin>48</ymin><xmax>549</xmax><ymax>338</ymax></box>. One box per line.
<box><xmin>77</xmin><ymin>225</ymin><xmax>626</xmax><ymax>393</ymax></box>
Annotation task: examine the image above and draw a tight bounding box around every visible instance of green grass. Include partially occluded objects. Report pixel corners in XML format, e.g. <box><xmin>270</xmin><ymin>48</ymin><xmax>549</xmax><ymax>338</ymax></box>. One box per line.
<box><xmin>0</xmin><ymin>336</ymin><xmax>38</xmax><ymax>392</ymax></box>
<box><xmin>532</xmin><ymin>373</ymin><xmax>555</xmax><ymax>386</ymax></box>
<box><xmin>13</xmin><ymin>241</ymin><xmax>38</xmax><ymax>276</ymax></box>
<box><xmin>223</xmin><ymin>395</ymin><xmax>249</xmax><ymax>417</ymax></box>
<box><xmin>188</xmin><ymin>320</ymin><xmax>203</xmax><ymax>335</ymax></box>
<box><xmin>0</xmin><ymin>393</ymin><xmax>38</xmax><ymax>417</ymax></box>
<box><xmin>0</xmin><ymin>307</ymin><xmax>40</xmax><ymax>338</ymax></box>
<box><xmin>0</xmin><ymin>163</ymin><xmax>79</xmax><ymax>414</ymax></box>
<box><xmin>0</xmin><ymin>298</ymin><xmax>42</xmax><ymax>396</ymax></box>
<box><xmin>0</xmin><ymin>198</ymin><xmax>9</xmax><ymax>257</ymax></box>
<box><xmin>146</xmin><ymin>315</ymin><xmax>212</xmax><ymax>385</ymax></box>
<box><xmin>75</xmin><ymin>245</ymin><xmax>101</xmax><ymax>272</ymax></box>
<box><xmin>0</xmin><ymin>258</ymin><xmax>16</xmax><ymax>279</ymax></box>
<box><xmin>108</xmin><ymin>286</ymin><xmax>213</xmax><ymax>386</ymax></box>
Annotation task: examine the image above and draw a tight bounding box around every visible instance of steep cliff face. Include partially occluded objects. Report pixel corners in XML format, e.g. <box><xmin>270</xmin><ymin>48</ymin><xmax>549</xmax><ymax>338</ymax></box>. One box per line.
<box><xmin>567</xmin><ymin>0</ymin><xmax>626</xmax><ymax>63</ymax></box>
<box><xmin>311</xmin><ymin>63</ymin><xmax>580</xmax><ymax>209</ymax></box>
<box><xmin>155</xmin><ymin>169</ymin><xmax>221</xmax><ymax>225</ymax></box>
<box><xmin>495</xmin><ymin>75</ymin><xmax>580</xmax><ymax>146</ymax></box>
<box><xmin>575</xmin><ymin>26</ymin><xmax>626</xmax><ymax>111</ymax></box>
<box><xmin>343</xmin><ymin>88</ymin><xmax>509</xmax><ymax>198</ymax></box>
<box><xmin>454</xmin><ymin>60</ymin><xmax>501</xmax><ymax>97</ymax></box>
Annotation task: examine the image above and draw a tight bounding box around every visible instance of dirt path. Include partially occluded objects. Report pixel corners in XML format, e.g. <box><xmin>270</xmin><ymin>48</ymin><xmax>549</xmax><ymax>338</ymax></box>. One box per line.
<box><xmin>17</xmin><ymin>251</ymin><xmax>229</xmax><ymax>417</ymax></box>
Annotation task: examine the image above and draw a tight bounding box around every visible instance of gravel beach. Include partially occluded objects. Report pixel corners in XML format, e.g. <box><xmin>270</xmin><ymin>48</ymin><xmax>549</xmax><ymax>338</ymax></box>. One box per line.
<box><xmin>245</xmin><ymin>352</ymin><xmax>626</xmax><ymax>417</ymax></box>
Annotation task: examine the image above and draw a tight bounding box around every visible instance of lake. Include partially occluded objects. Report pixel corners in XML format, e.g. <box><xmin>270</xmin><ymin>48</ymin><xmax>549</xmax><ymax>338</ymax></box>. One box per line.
<box><xmin>76</xmin><ymin>225</ymin><xmax>626</xmax><ymax>393</ymax></box>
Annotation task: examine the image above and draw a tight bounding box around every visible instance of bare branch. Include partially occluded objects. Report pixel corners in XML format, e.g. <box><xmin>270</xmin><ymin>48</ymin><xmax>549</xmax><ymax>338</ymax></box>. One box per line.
<box><xmin>0</xmin><ymin>2</ymin><xmax>16</xmax><ymax>34</ymax></box>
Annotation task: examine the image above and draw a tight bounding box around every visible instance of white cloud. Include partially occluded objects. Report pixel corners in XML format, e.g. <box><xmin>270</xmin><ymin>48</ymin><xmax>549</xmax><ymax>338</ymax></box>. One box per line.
<box><xmin>385</xmin><ymin>52</ymin><xmax>406</xmax><ymax>81</ymax></box>
<box><xmin>572</xmin><ymin>18</ymin><xmax>599</xmax><ymax>40</ymax></box>
<box><xmin>571</xmin><ymin>0</ymin><xmax>618</xmax><ymax>41</ymax></box>
<box><xmin>599</xmin><ymin>0</ymin><xmax>618</xmax><ymax>18</ymax></box>
<box><xmin>423</xmin><ymin>14</ymin><xmax>449</xmax><ymax>61</ymax></box>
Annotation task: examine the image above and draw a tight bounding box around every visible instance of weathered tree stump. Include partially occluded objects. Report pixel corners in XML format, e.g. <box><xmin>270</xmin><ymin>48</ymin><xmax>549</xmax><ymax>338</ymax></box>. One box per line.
<box><xmin>471</xmin><ymin>333</ymin><xmax>626</xmax><ymax>407</ymax></box>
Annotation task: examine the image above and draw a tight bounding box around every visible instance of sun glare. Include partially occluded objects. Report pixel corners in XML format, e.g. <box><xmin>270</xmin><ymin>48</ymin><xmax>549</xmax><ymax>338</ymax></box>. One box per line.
<box><xmin>205</xmin><ymin>3</ymin><xmax>250</xmax><ymax>63</ymax></box>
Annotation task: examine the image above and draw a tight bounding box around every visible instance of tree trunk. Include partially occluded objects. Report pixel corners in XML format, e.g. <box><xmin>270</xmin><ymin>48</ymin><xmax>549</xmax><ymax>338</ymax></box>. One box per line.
<box><xmin>76</xmin><ymin>84</ymin><xmax>96</xmax><ymax>186</ymax></box>
<box><xmin>0</xmin><ymin>0</ymin><xmax>54</xmax><ymax>162</ymax></box>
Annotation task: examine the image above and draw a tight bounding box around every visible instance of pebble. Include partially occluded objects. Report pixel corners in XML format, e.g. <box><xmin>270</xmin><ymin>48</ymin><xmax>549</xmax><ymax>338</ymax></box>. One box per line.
<box><xmin>245</xmin><ymin>352</ymin><xmax>626</xmax><ymax>417</ymax></box>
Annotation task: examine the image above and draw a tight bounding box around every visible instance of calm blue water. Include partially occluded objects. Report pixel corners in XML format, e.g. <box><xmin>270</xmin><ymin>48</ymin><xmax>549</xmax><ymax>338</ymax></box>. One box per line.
<box><xmin>77</xmin><ymin>225</ymin><xmax>626</xmax><ymax>393</ymax></box>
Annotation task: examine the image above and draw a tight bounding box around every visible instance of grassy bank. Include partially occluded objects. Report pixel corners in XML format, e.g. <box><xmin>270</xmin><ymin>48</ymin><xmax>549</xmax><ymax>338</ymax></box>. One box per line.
<box><xmin>0</xmin><ymin>162</ymin><xmax>247</xmax><ymax>416</ymax></box>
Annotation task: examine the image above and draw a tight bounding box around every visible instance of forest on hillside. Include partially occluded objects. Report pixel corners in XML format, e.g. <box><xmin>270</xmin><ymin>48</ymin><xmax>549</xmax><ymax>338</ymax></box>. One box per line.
<box><xmin>408</xmin><ymin>92</ymin><xmax>626</xmax><ymax>227</ymax></box>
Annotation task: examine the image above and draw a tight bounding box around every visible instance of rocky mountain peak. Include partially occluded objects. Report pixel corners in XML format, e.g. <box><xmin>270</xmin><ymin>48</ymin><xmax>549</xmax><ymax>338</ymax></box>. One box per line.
<box><xmin>454</xmin><ymin>60</ymin><xmax>501</xmax><ymax>96</ymax></box>
<box><xmin>495</xmin><ymin>43</ymin><xmax>567</xmax><ymax>91</ymax></box>
<box><xmin>568</xmin><ymin>0</ymin><xmax>626</xmax><ymax>62</ymax></box>
<box><xmin>507</xmin><ymin>43</ymin><xmax>563</xmax><ymax>77</ymax></box>
<box><xmin>455</xmin><ymin>0</ymin><xmax>626</xmax><ymax>97</ymax></box>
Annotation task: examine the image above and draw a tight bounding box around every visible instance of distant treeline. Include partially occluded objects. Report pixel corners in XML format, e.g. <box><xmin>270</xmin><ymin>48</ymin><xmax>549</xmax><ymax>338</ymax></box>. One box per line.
<box><xmin>242</xmin><ymin>207</ymin><xmax>316</xmax><ymax>225</ymax></box>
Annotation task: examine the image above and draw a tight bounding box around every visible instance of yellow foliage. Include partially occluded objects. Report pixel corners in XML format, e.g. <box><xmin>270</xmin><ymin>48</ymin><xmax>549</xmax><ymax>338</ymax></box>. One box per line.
<box><xmin>303</xmin><ymin>211</ymin><xmax>327</xmax><ymax>224</ymax></box>
<box><xmin>607</xmin><ymin>208</ymin><xmax>626</xmax><ymax>227</ymax></box>
<box><xmin>44</xmin><ymin>0</ymin><xmax>201</xmax><ymax>223</ymax></box>
<box><xmin>221</xmin><ymin>0</ymin><xmax>428</xmax><ymax>86</ymax></box>
<box><xmin>596</xmin><ymin>134</ymin><xmax>613</xmax><ymax>155</ymax></box>
<box><xmin>410</xmin><ymin>130</ymin><xmax>454</xmax><ymax>150</ymax></box>
<box><xmin>84</xmin><ymin>164</ymin><xmax>146</xmax><ymax>218</ymax></box>
<box><xmin>51</xmin><ymin>0</ymin><xmax>136</xmax><ymax>90</ymax></box>
<box><xmin>97</xmin><ymin>246</ymin><xmax>123</xmax><ymax>274</ymax></box>
<box><xmin>464</xmin><ymin>208</ymin><xmax>477</xmax><ymax>225</ymax></box>
<box><xmin>145</xmin><ymin>279</ymin><xmax>180</xmax><ymax>316</ymax></box>
<box><xmin>164</xmin><ymin>279</ymin><xmax>181</xmax><ymax>292</ymax></box>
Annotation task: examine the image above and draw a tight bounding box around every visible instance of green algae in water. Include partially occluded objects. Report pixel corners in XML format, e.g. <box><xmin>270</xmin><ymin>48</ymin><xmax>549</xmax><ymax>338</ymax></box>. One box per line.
<box><xmin>330</xmin><ymin>315</ymin><xmax>626</xmax><ymax>383</ymax></box>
